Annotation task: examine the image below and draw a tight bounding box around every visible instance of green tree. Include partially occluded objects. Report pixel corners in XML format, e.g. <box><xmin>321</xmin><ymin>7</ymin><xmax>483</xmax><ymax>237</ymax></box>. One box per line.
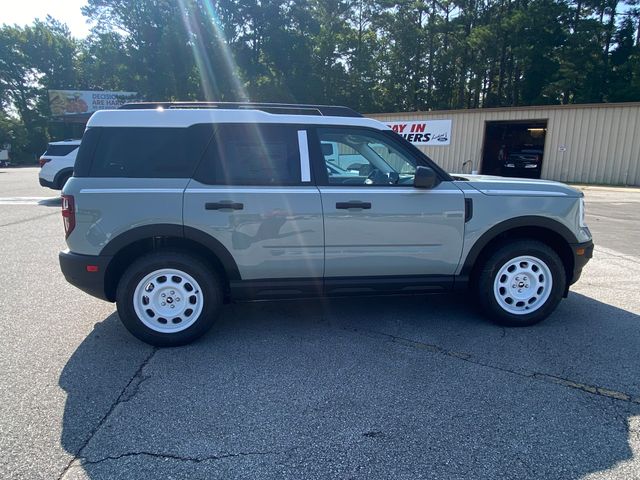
<box><xmin>3</xmin><ymin>0</ymin><xmax>640</xmax><ymax>163</ymax></box>
<box><xmin>0</xmin><ymin>18</ymin><xmax>80</xmax><ymax>161</ymax></box>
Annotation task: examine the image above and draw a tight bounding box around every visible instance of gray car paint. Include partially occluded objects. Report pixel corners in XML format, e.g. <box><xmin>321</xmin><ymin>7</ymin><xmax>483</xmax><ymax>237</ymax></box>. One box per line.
<box><xmin>453</xmin><ymin>178</ymin><xmax>589</xmax><ymax>276</ymax></box>
<box><xmin>63</xmin><ymin>177</ymin><xmax>188</xmax><ymax>255</ymax></box>
<box><xmin>63</xmin><ymin>170</ymin><xmax>590</xmax><ymax>284</ymax></box>
<box><xmin>453</xmin><ymin>173</ymin><xmax>583</xmax><ymax>197</ymax></box>
<box><xmin>183</xmin><ymin>181</ymin><xmax>325</xmax><ymax>279</ymax></box>
<box><xmin>64</xmin><ymin>175</ymin><xmax>590</xmax><ymax>279</ymax></box>
<box><xmin>319</xmin><ymin>182</ymin><xmax>466</xmax><ymax>277</ymax></box>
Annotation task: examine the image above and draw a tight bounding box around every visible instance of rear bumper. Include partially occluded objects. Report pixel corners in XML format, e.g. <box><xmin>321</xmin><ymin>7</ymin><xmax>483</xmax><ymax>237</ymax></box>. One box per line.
<box><xmin>59</xmin><ymin>250</ymin><xmax>113</xmax><ymax>302</ymax></box>
<box><xmin>569</xmin><ymin>240</ymin><xmax>594</xmax><ymax>285</ymax></box>
<box><xmin>39</xmin><ymin>177</ymin><xmax>56</xmax><ymax>188</ymax></box>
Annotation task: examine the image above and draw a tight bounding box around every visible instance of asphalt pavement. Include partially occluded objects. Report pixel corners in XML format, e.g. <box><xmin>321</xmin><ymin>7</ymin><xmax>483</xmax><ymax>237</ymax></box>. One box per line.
<box><xmin>1</xmin><ymin>167</ymin><xmax>639</xmax><ymax>479</ymax></box>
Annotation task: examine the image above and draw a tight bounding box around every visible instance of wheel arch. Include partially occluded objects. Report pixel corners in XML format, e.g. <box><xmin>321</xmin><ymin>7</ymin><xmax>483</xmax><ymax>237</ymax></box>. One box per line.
<box><xmin>54</xmin><ymin>168</ymin><xmax>74</xmax><ymax>189</ymax></box>
<box><xmin>101</xmin><ymin>224</ymin><xmax>240</xmax><ymax>302</ymax></box>
<box><xmin>462</xmin><ymin>216</ymin><xmax>577</xmax><ymax>291</ymax></box>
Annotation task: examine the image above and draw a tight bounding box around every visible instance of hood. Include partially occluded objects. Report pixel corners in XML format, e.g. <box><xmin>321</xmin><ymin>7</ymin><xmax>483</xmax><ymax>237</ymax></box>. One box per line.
<box><xmin>450</xmin><ymin>173</ymin><xmax>583</xmax><ymax>198</ymax></box>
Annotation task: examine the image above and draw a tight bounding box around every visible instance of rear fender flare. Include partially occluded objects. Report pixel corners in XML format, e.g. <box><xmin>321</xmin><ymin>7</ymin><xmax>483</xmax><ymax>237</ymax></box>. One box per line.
<box><xmin>54</xmin><ymin>168</ymin><xmax>74</xmax><ymax>189</ymax></box>
<box><xmin>99</xmin><ymin>223</ymin><xmax>241</xmax><ymax>281</ymax></box>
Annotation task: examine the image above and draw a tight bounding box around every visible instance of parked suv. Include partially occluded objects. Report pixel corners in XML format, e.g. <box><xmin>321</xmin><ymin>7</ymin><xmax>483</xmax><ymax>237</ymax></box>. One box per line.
<box><xmin>39</xmin><ymin>140</ymin><xmax>81</xmax><ymax>189</ymax></box>
<box><xmin>59</xmin><ymin>102</ymin><xmax>593</xmax><ymax>346</ymax></box>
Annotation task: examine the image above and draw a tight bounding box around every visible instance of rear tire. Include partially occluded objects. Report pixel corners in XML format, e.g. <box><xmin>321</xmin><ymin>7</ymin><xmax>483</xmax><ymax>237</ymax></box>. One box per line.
<box><xmin>476</xmin><ymin>240</ymin><xmax>566</xmax><ymax>327</ymax></box>
<box><xmin>116</xmin><ymin>250</ymin><xmax>222</xmax><ymax>346</ymax></box>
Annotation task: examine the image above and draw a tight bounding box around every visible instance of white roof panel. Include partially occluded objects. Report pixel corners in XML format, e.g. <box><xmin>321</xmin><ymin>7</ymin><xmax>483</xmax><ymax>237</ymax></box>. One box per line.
<box><xmin>86</xmin><ymin>109</ymin><xmax>390</xmax><ymax>130</ymax></box>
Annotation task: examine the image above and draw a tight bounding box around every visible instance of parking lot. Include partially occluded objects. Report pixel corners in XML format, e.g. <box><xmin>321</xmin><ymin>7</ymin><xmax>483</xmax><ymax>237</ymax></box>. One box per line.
<box><xmin>1</xmin><ymin>167</ymin><xmax>639</xmax><ymax>479</ymax></box>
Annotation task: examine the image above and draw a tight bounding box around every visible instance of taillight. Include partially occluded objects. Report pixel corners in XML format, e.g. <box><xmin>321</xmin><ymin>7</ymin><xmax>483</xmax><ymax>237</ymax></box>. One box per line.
<box><xmin>39</xmin><ymin>157</ymin><xmax>51</xmax><ymax>168</ymax></box>
<box><xmin>62</xmin><ymin>194</ymin><xmax>75</xmax><ymax>238</ymax></box>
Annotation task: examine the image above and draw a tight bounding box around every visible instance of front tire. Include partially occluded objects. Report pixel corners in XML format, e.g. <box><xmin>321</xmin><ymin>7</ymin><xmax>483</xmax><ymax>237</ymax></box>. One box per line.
<box><xmin>116</xmin><ymin>251</ymin><xmax>222</xmax><ymax>346</ymax></box>
<box><xmin>476</xmin><ymin>240</ymin><xmax>566</xmax><ymax>327</ymax></box>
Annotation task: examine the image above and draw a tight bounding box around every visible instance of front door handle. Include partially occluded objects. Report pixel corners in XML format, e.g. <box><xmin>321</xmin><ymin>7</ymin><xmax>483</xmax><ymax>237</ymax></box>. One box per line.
<box><xmin>205</xmin><ymin>201</ymin><xmax>244</xmax><ymax>211</ymax></box>
<box><xmin>336</xmin><ymin>201</ymin><xmax>372</xmax><ymax>210</ymax></box>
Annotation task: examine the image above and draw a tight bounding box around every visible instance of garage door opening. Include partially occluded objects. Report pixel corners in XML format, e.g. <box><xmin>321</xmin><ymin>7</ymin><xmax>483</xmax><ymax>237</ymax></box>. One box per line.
<box><xmin>480</xmin><ymin>120</ymin><xmax>547</xmax><ymax>178</ymax></box>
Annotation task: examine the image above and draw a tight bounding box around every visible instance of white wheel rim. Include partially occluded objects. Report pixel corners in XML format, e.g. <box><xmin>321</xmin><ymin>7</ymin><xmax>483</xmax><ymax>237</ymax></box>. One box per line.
<box><xmin>133</xmin><ymin>268</ymin><xmax>204</xmax><ymax>333</ymax></box>
<box><xmin>493</xmin><ymin>255</ymin><xmax>553</xmax><ymax>315</ymax></box>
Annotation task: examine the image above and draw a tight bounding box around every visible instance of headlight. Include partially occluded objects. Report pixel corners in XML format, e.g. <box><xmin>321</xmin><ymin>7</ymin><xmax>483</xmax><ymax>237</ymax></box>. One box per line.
<box><xmin>578</xmin><ymin>198</ymin><xmax>586</xmax><ymax>228</ymax></box>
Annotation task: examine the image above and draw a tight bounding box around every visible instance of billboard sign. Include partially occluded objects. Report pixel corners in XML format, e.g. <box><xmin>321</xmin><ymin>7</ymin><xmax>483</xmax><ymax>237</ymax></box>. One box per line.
<box><xmin>387</xmin><ymin>119</ymin><xmax>452</xmax><ymax>145</ymax></box>
<box><xmin>49</xmin><ymin>90</ymin><xmax>138</xmax><ymax>116</ymax></box>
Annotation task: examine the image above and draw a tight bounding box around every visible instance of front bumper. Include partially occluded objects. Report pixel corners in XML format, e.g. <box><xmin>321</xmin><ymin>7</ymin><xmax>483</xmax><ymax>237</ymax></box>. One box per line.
<box><xmin>59</xmin><ymin>250</ymin><xmax>113</xmax><ymax>302</ymax></box>
<box><xmin>569</xmin><ymin>240</ymin><xmax>594</xmax><ymax>285</ymax></box>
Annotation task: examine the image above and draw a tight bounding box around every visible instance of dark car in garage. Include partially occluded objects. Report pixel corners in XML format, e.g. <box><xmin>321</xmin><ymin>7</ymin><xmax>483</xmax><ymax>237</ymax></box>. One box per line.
<box><xmin>502</xmin><ymin>147</ymin><xmax>543</xmax><ymax>178</ymax></box>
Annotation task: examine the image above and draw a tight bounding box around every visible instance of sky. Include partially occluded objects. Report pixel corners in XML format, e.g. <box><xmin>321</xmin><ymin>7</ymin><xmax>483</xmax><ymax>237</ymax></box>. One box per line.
<box><xmin>2</xmin><ymin>0</ymin><xmax>92</xmax><ymax>37</ymax></box>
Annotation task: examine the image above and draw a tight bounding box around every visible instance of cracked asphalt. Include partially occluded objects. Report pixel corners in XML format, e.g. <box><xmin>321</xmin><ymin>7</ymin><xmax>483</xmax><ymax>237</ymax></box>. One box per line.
<box><xmin>1</xmin><ymin>168</ymin><xmax>639</xmax><ymax>479</ymax></box>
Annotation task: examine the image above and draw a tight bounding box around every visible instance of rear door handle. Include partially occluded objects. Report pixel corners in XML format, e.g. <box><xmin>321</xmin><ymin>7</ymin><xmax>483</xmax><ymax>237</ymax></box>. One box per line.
<box><xmin>205</xmin><ymin>201</ymin><xmax>244</xmax><ymax>211</ymax></box>
<box><xmin>336</xmin><ymin>201</ymin><xmax>372</xmax><ymax>210</ymax></box>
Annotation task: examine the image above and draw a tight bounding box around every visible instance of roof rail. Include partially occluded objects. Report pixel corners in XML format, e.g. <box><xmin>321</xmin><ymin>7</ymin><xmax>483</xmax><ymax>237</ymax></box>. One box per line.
<box><xmin>118</xmin><ymin>102</ymin><xmax>363</xmax><ymax>118</ymax></box>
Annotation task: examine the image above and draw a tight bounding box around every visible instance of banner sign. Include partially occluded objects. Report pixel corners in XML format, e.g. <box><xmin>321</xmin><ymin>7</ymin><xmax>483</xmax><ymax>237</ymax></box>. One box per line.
<box><xmin>387</xmin><ymin>119</ymin><xmax>452</xmax><ymax>145</ymax></box>
<box><xmin>49</xmin><ymin>90</ymin><xmax>138</xmax><ymax>116</ymax></box>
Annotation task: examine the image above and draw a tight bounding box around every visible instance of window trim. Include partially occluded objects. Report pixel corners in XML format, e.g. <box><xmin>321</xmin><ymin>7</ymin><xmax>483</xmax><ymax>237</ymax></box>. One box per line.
<box><xmin>297</xmin><ymin>130</ymin><xmax>311</xmax><ymax>182</ymax></box>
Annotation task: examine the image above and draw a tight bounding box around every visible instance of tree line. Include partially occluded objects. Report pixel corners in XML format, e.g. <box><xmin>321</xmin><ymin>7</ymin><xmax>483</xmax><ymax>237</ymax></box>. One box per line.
<box><xmin>1</xmin><ymin>0</ymin><xmax>639</xmax><ymax>161</ymax></box>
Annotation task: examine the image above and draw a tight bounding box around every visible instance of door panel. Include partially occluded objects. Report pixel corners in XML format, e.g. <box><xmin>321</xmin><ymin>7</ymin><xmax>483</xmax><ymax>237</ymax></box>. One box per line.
<box><xmin>184</xmin><ymin>182</ymin><xmax>324</xmax><ymax>279</ymax></box>
<box><xmin>313</xmin><ymin>126</ymin><xmax>465</xmax><ymax>278</ymax></box>
<box><xmin>320</xmin><ymin>182</ymin><xmax>465</xmax><ymax>277</ymax></box>
<box><xmin>183</xmin><ymin>124</ymin><xmax>323</xmax><ymax>280</ymax></box>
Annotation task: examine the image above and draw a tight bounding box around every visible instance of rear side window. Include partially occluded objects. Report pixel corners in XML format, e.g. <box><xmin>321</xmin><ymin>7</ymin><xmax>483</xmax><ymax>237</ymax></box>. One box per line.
<box><xmin>43</xmin><ymin>144</ymin><xmax>78</xmax><ymax>157</ymax></box>
<box><xmin>88</xmin><ymin>127</ymin><xmax>211</xmax><ymax>178</ymax></box>
<box><xmin>73</xmin><ymin>128</ymin><xmax>101</xmax><ymax>177</ymax></box>
<box><xmin>194</xmin><ymin>124</ymin><xmax>302</xmax><ymax>185</ymax></box>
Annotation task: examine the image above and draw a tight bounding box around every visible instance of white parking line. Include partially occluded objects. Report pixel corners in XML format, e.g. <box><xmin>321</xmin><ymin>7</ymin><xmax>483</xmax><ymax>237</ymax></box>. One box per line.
<box><xmin>0</xmin><ymin>197</ymin><xmax>60</xmax><ymax>205</ymax></box>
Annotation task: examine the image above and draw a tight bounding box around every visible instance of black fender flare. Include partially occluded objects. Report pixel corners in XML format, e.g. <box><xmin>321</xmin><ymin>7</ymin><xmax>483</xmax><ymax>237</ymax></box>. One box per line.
<box><xmin>461</xmin><ymin>216</ymin><xmax>578</xmax><ymax>276</ymax></box>
<box><xmin>99</xmin><ymin>223</ymin><xmax>241</xmax><ymax>281</ymax></box>
<box><xmin>54</xmin><ymin>168</ymin><xmax>74</xmax><ymax>189</ymax></box>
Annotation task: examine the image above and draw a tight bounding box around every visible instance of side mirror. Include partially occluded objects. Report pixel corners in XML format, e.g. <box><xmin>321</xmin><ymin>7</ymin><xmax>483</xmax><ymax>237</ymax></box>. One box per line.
<box><xmin>414</xmin><ymin>166</ymin><xmax>439</xmax><ymax>189</ymax></box>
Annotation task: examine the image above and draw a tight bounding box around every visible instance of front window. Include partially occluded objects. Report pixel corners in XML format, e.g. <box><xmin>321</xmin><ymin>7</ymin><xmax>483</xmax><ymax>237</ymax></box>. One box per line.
<box><xmin>318</xmin><ymin>128</ymin><xmax>417</xmax><ymax>186</ymax></box>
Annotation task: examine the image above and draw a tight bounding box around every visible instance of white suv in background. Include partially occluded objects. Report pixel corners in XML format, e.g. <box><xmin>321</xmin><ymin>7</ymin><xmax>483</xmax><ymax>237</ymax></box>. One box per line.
<box><xmin>38</xmin><ymin>140</ymin><xmax>81</xmax><ymax>190</ymax></box>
